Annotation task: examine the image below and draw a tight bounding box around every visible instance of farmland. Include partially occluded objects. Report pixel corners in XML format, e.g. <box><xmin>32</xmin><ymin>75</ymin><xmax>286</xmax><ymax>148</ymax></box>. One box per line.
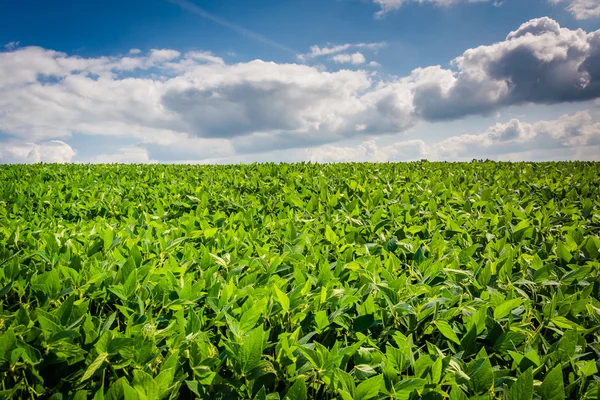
<box><xmin>0</xmin><ymin>162</ymin><xmax>599</xmax><ymax>399</ymax></box>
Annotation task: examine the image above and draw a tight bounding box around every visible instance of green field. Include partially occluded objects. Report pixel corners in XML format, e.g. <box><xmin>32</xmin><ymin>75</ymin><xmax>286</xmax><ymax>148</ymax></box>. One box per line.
<box><xmin>1</xmin><ymin>162</ymin><xmax>599</xmax><ymax>400</ymax></box>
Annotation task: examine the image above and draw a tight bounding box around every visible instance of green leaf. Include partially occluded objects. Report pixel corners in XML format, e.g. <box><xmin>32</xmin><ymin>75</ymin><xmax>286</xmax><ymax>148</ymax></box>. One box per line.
<box><xmin>238</xmin><ymin>327</ymin><xmax>264</xmax><ymax>375</ymax></box>
<box><xmin>284</xmin><ymin>379</ymin><xmax>307</xmax><ymax>400</ymax></box>
<box><xmin>435</xmin><ymin>320</ymin><xmax>461</xmax><ymax>344</ymax></box>
<box><xmin>338</xmin><ymin>390</ymin><xmax>354</xmax><ymax>400</ymax></box>
<box><xmin>468</xmin><ymin>357</ymin><xmax>494</xmax><ymax>394</ymax></box>
<box><xmin>254</xmin><ymin>386</ymin><xmax>267</xmax><ymax>400</ymax></box>
<box><xmin>87</xmin><ymin>239</ymin><xmax>104</xmax><ymax>257</ymax></box>
<box><xmin>459</xmin><ymin>244</ymin><xmax>480</xmax><ymax>264</ymax></box>
<box><xmin>509</xmin><ymin>367</ymin><xmax>533</xmax><ymax>400</ymax></box>
<box><xmin>494</xmin><ymin>299</ymin><xmax>522</xmax><ymax>320</ymax></box>
<box><xmin>123</xmin><ymin>268</ymin><xmax>138</xmax><ymax>299</ymax></box>
<box><xmin>584</xmin><ymin>237</ymin><xmax>599</xmax><ymax>259</ymax></box>
<box><xmin>0</xmin><ymin>282</ymin><xmax>13</xmax><ymax>297</ymax></box>
<box><xmin>73</xmin><ymin>391</ymin><xmax>89</xmax><ymax>400</ymax></box>
<box><xmin>551</xmin><ymin>316</ymin><xmax>583</xmax><ymax>330</ymax></box>
<box><xmin>239</xmin><ymin>299</ymin><xmax>266</xmax><ymax>333</ymax></box>
<box><xmin>203</xmin><ymin>227</ymin><xmax>218</xmax><ymax>239</ymax></box>
<box><xmin>130</xmin><ymin>244</ymin><xmax>142</xmax><ymax>268</ymax></box>
<box><xmin>155</xmin><ymin>367</ymin><xmax>175</xmax><ymax>398</ymax></box>
<box><xmin>449</xmin><ymin>385</ymin><xmax>469</xmax><ymax>400</ymax></box>
<box><xmin>81</xmin><ymin>352</ymin><xmax>108</xmax><ymax>382</ymax></box>
<box><xmin>273</xmin><ymin>285</ymin><xmax>290</xmax><ymax>313</ymax></box>
<box><xmin>106</xmin><ymin>377</ymin><xmax>133</xmax><ymax>400</ymax></box>
<box><xmin>353</xmin><ymin>314</ymin><xmax>375</xmax><ymax>333</ymax></box>
<box><xmin>355</xmin><ymin>375</ymin><xmax>382</xmax><ymax>400</ymax></box>
<box><xmin>315</xmin><ymin>311</ymin><xmax>329</xmax><ymax>332</ymax></box>
<box><xmin>494</xmin><ymin>331</ymin><xmax>527</xmax><ymax>352</ymax></box>
<box><xmin>539</xmin><ymin>366</ymin><xmax>564</xmax><ymax>400</ymax></box>
<box><xmin>185</xmin><ymin>381</ymin><xmax>201</xmax><ymax>398</ymax></box>
<box><xmin>386</xmin><ymin>345</ymin><xmax>410</xmax><ymax>373</ymax></box>
<box><xmin>355</xmin><ymin>364</ymin><xmax>378</xmax><ymax>380</ymax></box>
<box><xmin>579</xmin><ymin>360</ymin><xmax>598</xmax><ymax>377</ymax></box>
<box><xmin>325</xmin><ymin>225</ymin><xmax>339</xmax><ymax>244</ymax></box>
<box><xmin>98</xmin><ymin>312</ymin><xmax>117</xmax><ymax>339</ymax></box>
<box><xmin>0</xmin><ymin>329</ymin><xmax>16</xmax><ymax>360</ymax></box>
<box><xmin>132</xmin><ymin>370</ymin><xmax>159</xmax><ymax>400</ymax></box>
<box><xmin>556</xmin><ymin>242</ymin><xmax>572</xmax><ymax>263</ymax></box>
<box><xmin>394</xmin><ymin>378</ymin><xmax>427</xmax><ymax>400</ymax></box>
<box><xmin>123</xmin><ymin>383</ymin><xmax>139</xmax><ymax>400</ymax></box>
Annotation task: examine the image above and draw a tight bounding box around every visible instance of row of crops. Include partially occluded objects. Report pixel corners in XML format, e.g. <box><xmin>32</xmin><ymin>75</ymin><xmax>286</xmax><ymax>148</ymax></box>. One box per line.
<box><xmin>0</xmin><ymin>162</ymin><xmax>599</xmax><ymax>399</ymax></box>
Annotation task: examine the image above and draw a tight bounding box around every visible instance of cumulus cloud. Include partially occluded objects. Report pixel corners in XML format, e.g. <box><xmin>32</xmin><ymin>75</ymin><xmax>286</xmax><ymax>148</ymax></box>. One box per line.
<box><xmin>332</xmin><ymin>52</ymin><xmax>366</xmax><ymax>65</ymax></box>
<box><xmin>148</xmin><ymin>49</ymin><xmax>181</xmax><ymax>62</ymax></box>
<box><xmin>0</xmin><ymin>46</ymin><xmax>415</xmax><ymax>149</ymax></box>
<box><xmin>408</xmin><ymin>17</ymin><xmax>600</xmax><ymax>121</ymax></box>
<box><xmin>373</xmin><ymin>0</ymin><xmax>490</xmax><ymax>17</ymax></box>
<box><xmin>549</xmin><ymin>0</ymin><xmax>600</xmax><ymax>20</ymax></box>
<box><xmin>0</xmin><ymin>140</ymin><xmax>76</xmax><ymax>163</ymax></box>
<box><xmin>429</xmin><ymin>111</ymin><xmax>600</xmax><ymax>159</ymax></box>
<box><xmin>1</xmin><ymin>18</ymin><xmax>600</xmax><ymax>163</ymax></box>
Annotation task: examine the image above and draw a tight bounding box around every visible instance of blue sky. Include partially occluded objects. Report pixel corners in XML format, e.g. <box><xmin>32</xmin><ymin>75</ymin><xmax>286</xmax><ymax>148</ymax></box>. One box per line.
<box><xmin>1</xmin><ymin>0</ymin><xmax>600</xmax><ymax>163</ymax></box>
<box><xmin>1</xmin><ymin>0</ymin><xmax>591</xmax><ymax>73</ymax></box>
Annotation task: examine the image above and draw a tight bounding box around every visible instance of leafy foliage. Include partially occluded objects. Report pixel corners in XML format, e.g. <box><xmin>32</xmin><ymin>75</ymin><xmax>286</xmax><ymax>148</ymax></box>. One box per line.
<box><xmin>0</xmin><ymin>161</ymin><xmax>599</xmax><ymax>399</ymax></box>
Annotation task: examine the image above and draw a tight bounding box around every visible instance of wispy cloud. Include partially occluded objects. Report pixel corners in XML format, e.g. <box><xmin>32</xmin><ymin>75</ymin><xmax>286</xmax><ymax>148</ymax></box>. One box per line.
<box><xmin>548</xmin><ymin>0</ymin><xmax>600</xmax><ymax>20</ymax></box>
<box><xmin>169</xmin><ymin>0</ymin><xmax>298</xmax><ymax>55</ymax></box>
<box><xmin>4</xmin><ymin>41</ymin><xmax>20</xmax><ymax>50</ymax></box>
<box><xmin>372</xmin><ymin>0</ymin><xmax>492</xmax><ymax>17</ymax></box>
<box><xmin>298</xmin><ymin>42</ymin><xmax>386</xmax><ymax>62</ymax></box>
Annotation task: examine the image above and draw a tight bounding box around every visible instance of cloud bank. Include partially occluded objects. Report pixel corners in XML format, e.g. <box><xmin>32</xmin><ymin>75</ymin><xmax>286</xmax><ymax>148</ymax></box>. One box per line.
<box><xmin>1</xmin><ymin>18</ymin><xmax>599</xmax><ymax>163</ymax></box>
<box><xmin>308</xmin><ymin>111</ymin><xmax>600</xmax><ymax>162</ymax></box>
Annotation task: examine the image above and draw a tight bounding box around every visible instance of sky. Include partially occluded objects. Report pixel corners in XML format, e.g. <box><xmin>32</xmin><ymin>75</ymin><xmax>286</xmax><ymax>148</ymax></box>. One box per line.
<box><xmin>0</xmin><ymin>0</ymin><xmax>600</xmax><ymax>164</ymax></box>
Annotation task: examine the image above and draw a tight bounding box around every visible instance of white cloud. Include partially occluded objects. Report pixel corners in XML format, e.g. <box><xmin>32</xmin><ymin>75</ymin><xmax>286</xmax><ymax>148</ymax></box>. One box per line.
<box><xmin>89</xmin><ymin>146</ymin><xmax>153</xmax><ymax>163</ymax></box>
<box><xmin>148</xmin><ymin>49</ymin><xmax>181</xmax><ymax>62</ymax></box>
<box><xmin>428</xmin><ymin>111</ymin><xmax>600</xmax><ymax>159</ymax></box>
<box><xmin>307</xmin><ymin>111</ymin><xmax>600</xmax><ymax>162</ymax></box>
<box><xmin>184</xmin><ymin>51</ymin><xmax>224</xmax><ymax>65</ymax></box>
<box><xmin>308</xmin><ymin>140</ymin><xmax>382</xmax><ymax>162</ymax></box>
<box><xmin>308</xmin><ymin>139</ymin><xmax>427</xmax><ymax>162</ymax></box>
<box><xmin>304</xmin><ymin>44</ymin><xmax>352</xmax><ymax>59</ymax></box>
<box><xmin>0</xmin><ymin>140</ymin><xmax>76</xmax><ymax>163</ymax></box>
<box><xmin>407</xmin><ymin>17</ymin><xmax>600</xmax><ymax>120</ymax></box>
<box><xmin>0</xmin><ymin>46</ymin><xmax>408</xmax><ymax>150</ymax></box>
<box><xmin>1</xmin><ymin>18</ymin><xmax>600</xmax><ymax>163</ymax></box>
<box><xmin>549</xmin><ymin>0</ymin><xmax>600</xmax><ymax>20</ymax></box>
<box><xmin>128</xmin><ymin>48</ymin><xmax>142</xmax><ymax>55</ymax></box>
<box><xmin>372</xmin><ymin>0</ymin><xmax>491</xmax><ymax>17</ymax></box>
<box><xmin>332</xmin><ymin>52</ymin><xmax>366</xmax><ymax>65</ymax></box>
<box><xmin>298</xmin><ymin>42</ymin><xmax>385</xmax><ymax>62</ymax></box>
